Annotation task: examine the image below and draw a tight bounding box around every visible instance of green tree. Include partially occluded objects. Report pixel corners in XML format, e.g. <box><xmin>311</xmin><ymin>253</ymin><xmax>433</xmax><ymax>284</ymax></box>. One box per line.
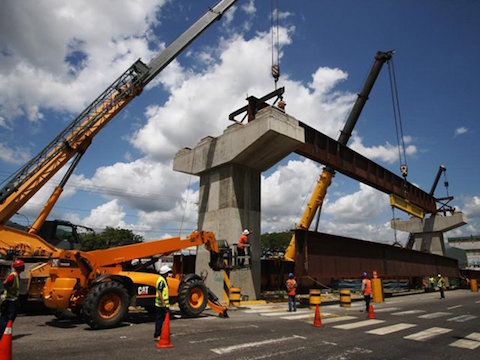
<box><xmin>81</xmin><ymin>227</ymin><xmax>144</xmax><ymax>251</ymax></box>
<box><xmin>260</xmin><ymin>231</ymin><xmax>292</xmax><ymax>257</ymax></box>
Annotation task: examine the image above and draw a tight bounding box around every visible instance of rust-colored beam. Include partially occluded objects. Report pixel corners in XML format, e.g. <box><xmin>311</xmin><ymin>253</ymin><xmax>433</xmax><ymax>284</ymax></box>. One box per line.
<box><xmin>295</xmin><ymin>122</ymin><xmax>437</xmax><ymax>214</ymax></box>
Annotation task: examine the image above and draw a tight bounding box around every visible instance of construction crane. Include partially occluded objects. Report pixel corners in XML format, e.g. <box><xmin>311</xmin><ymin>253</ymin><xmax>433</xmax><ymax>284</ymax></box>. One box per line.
<box><xmin>284</xmin><ymin>51</ymin><xmax>394</xmax><ymax>261</ymax></box>
<box><xmin>0</xmin><ymin>0</ymin><xmax>238</xmax><ymax>304</ymax></box>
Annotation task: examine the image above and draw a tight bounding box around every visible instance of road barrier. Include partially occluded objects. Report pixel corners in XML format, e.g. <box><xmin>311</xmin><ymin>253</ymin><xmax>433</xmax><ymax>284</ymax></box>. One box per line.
<box><xmin>340</xmin><ymin>289</ymin><xmax>351</xmax><ymax>307</ymax></box>
<box><xmin>471</xmin><ymin>279</ymin><xmax>478</xmax><ymax>292</ymax></box>
<box><xmin>229</xmin><ymin>287</ymin><xmax>241</xmax><ymax>306</ymax></box>
<box><xmin>309</xmin><ymin>289</ymin><xmax>321</xmax><ymax>309</ymax></box>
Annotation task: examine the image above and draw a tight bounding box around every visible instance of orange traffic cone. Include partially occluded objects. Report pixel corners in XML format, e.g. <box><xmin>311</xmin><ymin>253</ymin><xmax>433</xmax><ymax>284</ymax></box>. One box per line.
<box><xmin>313</xmin><ymin>304</ymin><xmax>322</xmax><ymax>327</ymax></box>
<box><xmin>368</xmin><ymin>304</ymin><xmax>375</xmax><ymax>319</ymax></box>
<box><xmin>0</xmin><ymin>320</ymin><xmax>13</xmax><ymax>360</ymax></box>
<box><xmin>156</xmin><ymin>312</ymin><xmax>173</xmax><ymax>349</ymax></box>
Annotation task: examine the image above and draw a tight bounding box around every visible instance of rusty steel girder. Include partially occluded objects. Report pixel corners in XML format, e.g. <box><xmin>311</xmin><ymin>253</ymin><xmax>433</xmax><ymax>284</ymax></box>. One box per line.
<box><xmin>295</xmin><ymin>122</ymin><xmax>437</xmax><ymax>214</ymax></box>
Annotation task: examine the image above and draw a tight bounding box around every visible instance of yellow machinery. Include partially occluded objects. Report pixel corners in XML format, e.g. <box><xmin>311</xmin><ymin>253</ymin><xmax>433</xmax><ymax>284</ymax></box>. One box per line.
<box><xmin>0</xmin><ymin>0</ymin><xmax>238</xmax><ymax>305</ymax></box>
<box><xmin>285</xmin><ymin>51</ymin><xmax>394</xmax><ymax>261</ymax></box>
<box><xmin>43</xmin><ymin>231</ymin><xmax>228</xmax><ymax>329</ymax></box>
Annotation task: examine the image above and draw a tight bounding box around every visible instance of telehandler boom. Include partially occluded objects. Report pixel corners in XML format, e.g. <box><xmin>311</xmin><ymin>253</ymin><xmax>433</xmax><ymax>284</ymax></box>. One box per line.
<box><xmin>43</xmin><ymin>231</ymin><xmax>228</xmax><ymax>329</ymax></box>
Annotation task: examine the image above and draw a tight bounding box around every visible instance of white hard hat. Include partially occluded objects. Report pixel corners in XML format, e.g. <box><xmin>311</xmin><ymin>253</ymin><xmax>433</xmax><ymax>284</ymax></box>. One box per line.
<box><xmin>243</xmin><ymin>229</ymin><xmax>250</xmax><ymax>235</ymax></box>
<box><xmin>438</xmin><ymin>274</ymin><xmax>441</xmax><ymax>277</ymax></box>
<box><xmin>160</xmin><ymin>265</ymin><xmax>172</xmax><ymax>275</ymax></box>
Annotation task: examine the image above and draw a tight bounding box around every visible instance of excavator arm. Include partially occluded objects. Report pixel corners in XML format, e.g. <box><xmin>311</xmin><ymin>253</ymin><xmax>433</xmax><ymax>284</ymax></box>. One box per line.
<box><xmin>285</xmin><ymin>51</ymin><xmax>393</xmax><ymax>261</ymax></box>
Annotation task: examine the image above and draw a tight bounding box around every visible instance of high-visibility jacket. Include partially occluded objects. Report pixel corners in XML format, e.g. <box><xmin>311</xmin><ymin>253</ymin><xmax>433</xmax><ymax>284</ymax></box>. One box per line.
<box><xmin>286</xmin><ymin>279</ymin><xmax>297</xmax><ymax>296</ymax></box>
<box><xmin>437</xmin><ymin>277</ymin><xmax>445</xmax><ymax>289</ymax></box>
<box><xmin>155</xmin><ymin>275</ymin><xmax>169</xmax><ymax>308</ymax></box>
<box><xmin>362</xmin><ymin>279</ymin><xmax>372</xmax><ymax>296</ymax></box>
<box><xmin>237</xmin><ymin>234</ymin><xmax>248</xmax><ymax>249</ymax></box>
<box><xmin>3</xmin><ymin>271</ymin><xmax>19</xmax><ymax>301</ymax></box>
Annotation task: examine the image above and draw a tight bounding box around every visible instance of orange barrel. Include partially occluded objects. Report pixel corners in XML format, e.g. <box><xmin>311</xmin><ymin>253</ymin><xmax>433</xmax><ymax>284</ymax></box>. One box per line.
<box><xmin>340</xmin><ymin>289</ymin><xmax>351</xmax><ymax>308</ymax></box>
<box><xmin>471</xmin><ymin>279</ymin><xmax>478</xmax><ymax>292</ymax></box>
<box><xmin>372</xmin><ymin>278</ymin><xmax>383</xmax><ymax>303</ymax></box>
<box><xmin>309</xmin><ymin>289</ymin><xmax>321</xmax><ymax>310</ymax></box>
<box><xmin>229</xmin><ymin>287</ymin><xmax>241</xmax><ymax>306</ymax></box>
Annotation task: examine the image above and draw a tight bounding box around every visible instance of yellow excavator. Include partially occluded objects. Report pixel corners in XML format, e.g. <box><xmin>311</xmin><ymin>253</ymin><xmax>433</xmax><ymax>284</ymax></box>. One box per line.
<box><xmin>285</xmin><ymin>51</ymin><xmax>394</xmax><ymax>261</ymax></box>
<box><xmin>0</xmin><ymin>0</ymin><xmax>238</xmax><ymax>307</ymax></box>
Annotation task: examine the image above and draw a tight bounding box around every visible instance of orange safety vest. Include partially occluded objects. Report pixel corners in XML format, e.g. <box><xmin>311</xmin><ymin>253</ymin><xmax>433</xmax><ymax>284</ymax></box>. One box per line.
<box><xmin>362</xmin><ymin>279</ymin><xmax>372</xmax><ymax>296</ymax></box>
<box><xmin>238</xmin><ymin>234</ymin><xmax>248</xmax><ymax>249</ymax></box>
<box><xmin>286</xmin><ymin>279</ymin><xmax>297</xmax><ymax>296</ymax></box>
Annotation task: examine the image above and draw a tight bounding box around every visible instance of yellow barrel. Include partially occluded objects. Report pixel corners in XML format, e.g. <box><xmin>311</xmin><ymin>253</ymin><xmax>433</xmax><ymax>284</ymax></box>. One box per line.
<box><xmin>309</xmin><ymin>289</ymin><xmax>321</xmax><ymax>310</ymax></box>
<box><xmin>471</xmin><ymin>279</ymin><xmax>478</xmax><ymax>292</ymax></box>
<box><xmin>229</xmin><ymin>287</ymin><xmax>241</xmax><ymax>306</ymax></box>
<box><xmin>372</xmin><ymin>278</ymin><xmax>383</xmax><ymax>303</ymax></box>
<box><xmin>340</xmin><ymin>289</ymin><xmax>351</xmax><ymax>308</ymax></box>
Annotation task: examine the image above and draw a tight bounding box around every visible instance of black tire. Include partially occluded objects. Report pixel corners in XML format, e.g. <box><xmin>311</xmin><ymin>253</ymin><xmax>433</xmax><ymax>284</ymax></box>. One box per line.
<box><xmin>178</xmin><ymin>278</ymin><xmax>208</xmax><ymax>317</ymax></box>
<box><xmin>82</xmin><ymin>281</ymin><xmax>130</xmax><ymax>329</ymax></box>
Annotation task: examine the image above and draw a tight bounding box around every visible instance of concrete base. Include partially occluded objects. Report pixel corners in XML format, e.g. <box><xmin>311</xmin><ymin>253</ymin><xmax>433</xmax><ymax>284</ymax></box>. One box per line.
<box><xmin>173</xmin><ymin>107</ymin><xmax>305</xmax><ymax>300</ymax></box>
<box><xmin>391</xmin><ymin>212</ymin><xmax>466</xmax><ymax>255</ymax></box>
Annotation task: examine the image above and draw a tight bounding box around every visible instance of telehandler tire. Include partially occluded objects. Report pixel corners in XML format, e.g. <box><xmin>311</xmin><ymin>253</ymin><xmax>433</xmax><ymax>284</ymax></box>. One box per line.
<box><xmin>82</xmin><ymin>281</ymin><xmax>130</xmax><ymax>329</ymax></box>
<box><xmin>178</xmin><ymin>278</ymin><xmax>208</xmax><ymax>317</ymax></box>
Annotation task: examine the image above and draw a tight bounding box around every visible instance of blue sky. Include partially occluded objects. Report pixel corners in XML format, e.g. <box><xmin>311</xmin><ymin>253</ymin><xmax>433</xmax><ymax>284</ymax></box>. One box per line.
<box><xmin>0</xmin><ymin>0</ymin><xmax>479</xmax><ymax>245</ymax></box>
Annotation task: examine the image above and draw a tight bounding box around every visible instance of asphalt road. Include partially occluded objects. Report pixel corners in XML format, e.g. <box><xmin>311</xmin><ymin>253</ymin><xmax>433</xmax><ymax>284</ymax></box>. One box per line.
<box><xmin>11</xmin><ymin>289</ymin><xmax>480</xmax><ymax>359</ymax></box>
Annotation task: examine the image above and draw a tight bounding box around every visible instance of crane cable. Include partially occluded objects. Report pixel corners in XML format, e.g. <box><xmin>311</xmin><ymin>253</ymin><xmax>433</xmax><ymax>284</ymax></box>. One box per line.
<box><xmin>387</xmin><ymin>58</ymin><xmax>408</xmax><ymax>185</ymax></box>
<box><xmin>271</xmin><ymin>0</ymin><xmax>280</xmax><ymax>89</ymax></box>
<box><xmin>387</xmin><ymin>57</ymin><xmax>409</xmax><ymax>247</ymax></box>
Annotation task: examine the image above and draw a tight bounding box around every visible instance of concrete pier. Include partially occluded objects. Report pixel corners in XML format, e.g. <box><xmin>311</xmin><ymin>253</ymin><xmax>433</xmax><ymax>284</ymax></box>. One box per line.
<box><xmin>173</xmin><ymin>107</ymin><xmax>304</xmax><ymax>300</ymax></box>
<box><xmin>391</xmin><ymin>212</ymin><xmax>466</xmax><ymax>255</ymax></box>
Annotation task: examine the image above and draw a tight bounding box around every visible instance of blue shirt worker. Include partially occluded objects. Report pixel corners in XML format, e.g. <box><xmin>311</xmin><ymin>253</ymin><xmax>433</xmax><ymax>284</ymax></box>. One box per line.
<box><xmin>154</xmin><ymin>265</ymin><xmax>171</xmax><ymax>341</ymax></box>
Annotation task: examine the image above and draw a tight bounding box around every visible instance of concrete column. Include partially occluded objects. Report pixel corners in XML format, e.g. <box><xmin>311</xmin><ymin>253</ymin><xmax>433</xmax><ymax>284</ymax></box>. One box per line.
<box><xmin>195</xmin><ymin>164</ymin><xmax>261</xmax><ymax>299</ymax></box>
<box><xmin>173</xmin><ymin>107</ymin><xmax>305</xmax><ymax>300</ymax></box>
<box><xmin>391</xmin><ymin>212</ymin><xmax>466</xmax><ymax>255</ymax></box>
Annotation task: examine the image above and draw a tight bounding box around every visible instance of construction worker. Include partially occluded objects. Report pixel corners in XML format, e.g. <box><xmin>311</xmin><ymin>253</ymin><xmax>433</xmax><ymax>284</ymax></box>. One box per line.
<box><xmin>286</xmin><ymin>273</ymin><xmax>297</xmax><ymax>312</ymax></box>
<box><xmin>237</xmin><ymin>229</ymin><xmax>251</xmax><ymax>266</ymax></box>
<box><xmin>361</xmin><ymin>272</ymin><xmax>372</xmax><ymax>312</ymax></box>
<box><xmin>0</xmin><ymin>259</ymin><xmax>25</xmax><ymax>339</ymax></box>
<box><xmin>437</xmin><ymin>273</ymin><xmax>446</xmax><ymax>299</ymax></box>
<box><xmin>154</xmin><ymin>265</ymin><xmax>171</xmax><ymax>341</ymax></box>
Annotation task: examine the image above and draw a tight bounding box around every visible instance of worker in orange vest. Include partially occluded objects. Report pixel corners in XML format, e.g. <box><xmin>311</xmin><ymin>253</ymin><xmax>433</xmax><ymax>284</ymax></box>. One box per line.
<box><xmin>237</xmin><ymin>229</ymin><xmax>250</xmax><ymax>266</ymax></box>
<box><xmin>286</xmin><ymin>273</ymin><xmax>297</xmax><ymax>312</ymax></box>
<box><xmin>361</xmin><ymin>272</ymin><xmax>372</xmax><ymax>312</ymax></box>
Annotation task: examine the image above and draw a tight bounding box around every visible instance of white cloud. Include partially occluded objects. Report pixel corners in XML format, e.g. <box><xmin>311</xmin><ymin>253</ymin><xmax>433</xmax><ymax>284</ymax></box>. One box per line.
<box><xmin>463</xmin><ymin>196</ymin><xmax>480</xmax><ymax>219</ymax></box>
<box><xmin>323</xmin><ymin>183</ymin><xmax>388</xmax><ymax>223</ymax></box>
<box><xmin>454</xmin><ymin>126</ymin><xmax>468</xmax><ymax>137</ymax></box>
<box><xmin>349</xmin><ymin>133</ymin><xmax>417</xmax><ymax>164</ymax></box>
<box><xmin>0</xmin><ymin>142</ymin><xmax>31</xmax><ymax>164</ymax></box>
<box><xmin>80</xmin><ymin>199</ymin><xmax>128</xmax><ymax>230</ymax></box>
<box><xmin>0</xmin><ymin>0</ymin><xmax>166</xmax><ymax>122</ymax></box>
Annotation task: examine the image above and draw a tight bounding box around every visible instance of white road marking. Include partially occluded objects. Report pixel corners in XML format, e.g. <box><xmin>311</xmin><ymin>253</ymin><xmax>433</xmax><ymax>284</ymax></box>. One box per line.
<box><xmin>447</xmin><ymin>305</ymin><xmax>462</xmax><ymax>310</ymax></box>
<box><xmin>244</xmin><ymin>308</ymin><xmax>283</xmax><ymax>313</ymax></box>
<box><xmin>210</xmin><ymin>335</ymin><xmax>306</xmax><ymax>355</ymax></box>
<box><xmin>280</xmin><ymin>311</ymin><xmax>334</xmax><ymax>320</ymax></box>
<box><xmin>261</xmin><ymin>309</ymin><xmax>310</xmax><ymax>316</ymax></box>
<box><xmin>447</xmin><ymin>315</ymin><xmax>477</xmax><ymax>322</ymax></box>
<box><xmin>449</xmin><ymin>339</ymin><xmax>480</xmax><ymax>350</ymax></box>
<box><xmin>404</xmin><ymin>327</ymin><xmax>452</xmax><ymax>342</ymax></box>
<box><xmin>280</xmin><ymin>313</ymin><xmax>313</xmax><ymax>320</ymax></box>
<box><xmin>374</xmin><ymin>307</ymin><xmax>401</xmax><ymax>313</ymax></box>
<box><xmin>321</xmin><ymin>316</ymin><xmax>358</xmax><ymax>324</ymax></box>
<box><xmin>418</xmin><ymin>312</ymin><xmax>452</xmax><ymax>319</ymax></box>
<box><xmin>475</xmin><ymin>300</ymin><xmax>480</xmax><ymax>304</ymax></box>
<box><xmin>392</xmin><ymin>310</ymin><xmax>426</xmax><ymax>316</ymax></box>
<box><xmin>243</xmin><ymin>346</ymin><xmax>307</xmax><ymax>359</ymax></box>
<box><xmin>333</xmin><ymin>319</ymin><xmax>385</xmax><ymax>330</ymax></box>
<box><xmin>466</xmin><ymin>332</ymin><xmax>480</xmax><ymax>342</ymax></box>
<box><xmin>365</xmin><ymin>323</ymin><xmax>417</xmax><ymax>335</ymax></box>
